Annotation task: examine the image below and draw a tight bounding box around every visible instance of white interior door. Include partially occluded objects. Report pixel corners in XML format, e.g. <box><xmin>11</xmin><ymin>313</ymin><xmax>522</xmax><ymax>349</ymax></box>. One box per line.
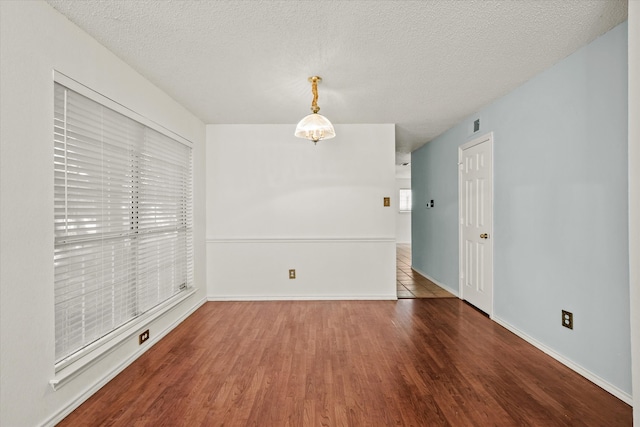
<box><xmin>459</xmin><ymin>133</ymin><xmax>493</xmax><ymax>315</ymax></box>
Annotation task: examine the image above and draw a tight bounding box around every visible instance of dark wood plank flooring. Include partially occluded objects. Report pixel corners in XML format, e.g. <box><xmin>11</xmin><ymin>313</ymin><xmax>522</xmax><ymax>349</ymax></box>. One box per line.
<box><xmin>58</xmin><ymin>300</ymin><xmax>631</xmax><ymax>426</ymax></box>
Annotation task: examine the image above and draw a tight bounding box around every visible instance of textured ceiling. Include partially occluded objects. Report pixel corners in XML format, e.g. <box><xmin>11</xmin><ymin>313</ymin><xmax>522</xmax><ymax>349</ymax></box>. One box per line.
<box><xmin>45</xmin><ymin>0</ymin><xmax>627</xmax><ymax>164</ymax></box>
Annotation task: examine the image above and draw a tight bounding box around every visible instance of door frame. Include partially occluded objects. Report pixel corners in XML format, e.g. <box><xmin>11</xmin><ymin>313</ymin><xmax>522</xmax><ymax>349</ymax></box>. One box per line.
<box><xmin>458</xmin><ymin>132</ymin><xmax>494</xmax><ymax>317</ymax></box>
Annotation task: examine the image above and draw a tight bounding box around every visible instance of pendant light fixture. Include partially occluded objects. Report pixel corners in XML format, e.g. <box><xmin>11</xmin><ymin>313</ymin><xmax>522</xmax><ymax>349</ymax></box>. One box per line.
<box><xmin>294</xmin><ymin>76</ymin><xmax>336</xmax><ymax>144</ymax></box>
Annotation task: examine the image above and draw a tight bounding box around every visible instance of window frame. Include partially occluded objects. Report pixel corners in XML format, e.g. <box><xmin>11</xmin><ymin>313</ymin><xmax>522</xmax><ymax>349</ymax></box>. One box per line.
<box><xmin>50</xmin><ymin>71</ymin><xmax>195</xmax><ymax>390</ymax></box>
<box><xmin>399</xmin><ymin>188</ymin><xmax>412</xmax><ymax>212</ymax></box>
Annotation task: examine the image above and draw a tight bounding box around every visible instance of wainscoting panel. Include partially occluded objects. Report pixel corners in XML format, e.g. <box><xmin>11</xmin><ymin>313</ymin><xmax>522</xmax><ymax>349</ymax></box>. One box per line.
<box><xmin>206</xmin><ymin>238</ymin><xmax>396</xmax><ymax>300</ymax></box>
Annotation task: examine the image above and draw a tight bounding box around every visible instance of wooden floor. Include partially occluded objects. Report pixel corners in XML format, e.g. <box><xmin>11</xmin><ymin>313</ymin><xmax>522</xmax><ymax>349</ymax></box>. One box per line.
<box><xmin>59</xmin><ymin>300</ymin><xmax>631</xmax><ymax>426</ymax></box>
<box><xmin>396</xmin><ymin>243</ymin><xmax>455</xmax><ymax>299</ymax></box>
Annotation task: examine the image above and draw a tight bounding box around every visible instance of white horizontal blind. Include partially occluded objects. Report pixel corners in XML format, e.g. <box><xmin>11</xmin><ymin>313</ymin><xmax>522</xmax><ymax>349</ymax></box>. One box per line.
<box><xmin>399</xmin><ymin>188</ymin><xmax>412</xmax><ymax>212</ymax></box>
<box><xmin>53</xmin><ymin>83</ymin><xmax>192</xmax><ymax>363</ymax></box>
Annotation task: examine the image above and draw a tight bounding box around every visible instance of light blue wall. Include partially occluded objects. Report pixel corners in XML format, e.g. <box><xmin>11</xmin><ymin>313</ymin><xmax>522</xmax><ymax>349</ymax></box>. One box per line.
<box><xmin>412</xmin><ymin>22</ymin><xmax>630</xmax><ymax>394</ymax></box>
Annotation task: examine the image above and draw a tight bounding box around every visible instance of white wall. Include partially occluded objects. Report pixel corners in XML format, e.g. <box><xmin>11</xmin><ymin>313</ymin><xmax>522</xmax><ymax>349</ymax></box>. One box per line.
<box><xmin>395</xmin><ymin>178</ymin><xmax>412</xmax><ymax>243</ymax></box>
<box><xmin>206</xmin><ymin>124</ymin><xmax>396</xmax><ymax>299</ymax></box>
<box><xmin>629</xmin><ymin>2</ymin><xmax>639</xmax><ymax>423</ymax></box>
<box><xmin>0</xmin><ymin>2</ymin><xmax>207</xmax><ymax>425</ymax></box>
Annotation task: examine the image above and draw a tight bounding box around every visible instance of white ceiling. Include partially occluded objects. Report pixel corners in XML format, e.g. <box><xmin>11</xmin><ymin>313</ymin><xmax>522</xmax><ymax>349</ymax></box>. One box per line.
<box><xmin>46</xmin><ymin>0</ymin><xmax>628</xmax><ymax>164</ymax></box>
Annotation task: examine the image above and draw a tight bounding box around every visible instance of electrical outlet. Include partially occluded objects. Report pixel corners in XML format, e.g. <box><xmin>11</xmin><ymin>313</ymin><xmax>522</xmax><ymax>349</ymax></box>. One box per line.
<box><xmin>383</xmin><ymin>197</ymin><xmax>390</xmax><ymax>207</ymax></box>
<box><xmin>562</xmin><ymin>310</ymin><xmax>573</xmax><ymax>330</ymax></box>
<box><xmin>289</xmin><ymin>269</ymin><xmax>296</xmax><ymax>279</ymax></box>
<box><xmin>139</xmin><ymin>329</ymin><xmax>150</xmax><ymax>344</ymax></box>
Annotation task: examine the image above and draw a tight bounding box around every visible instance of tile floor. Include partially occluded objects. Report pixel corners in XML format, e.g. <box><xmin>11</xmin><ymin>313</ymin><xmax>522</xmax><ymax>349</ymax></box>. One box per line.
<box><xmin>396</xmin><ymin>243</ymin><xmax>455</xmax><ymax>299</ymax></box>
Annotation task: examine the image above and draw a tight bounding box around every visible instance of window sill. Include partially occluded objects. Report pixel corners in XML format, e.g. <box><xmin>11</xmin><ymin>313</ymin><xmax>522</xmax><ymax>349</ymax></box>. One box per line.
<box><xmin>49</xmin><ymin>288</ymin><xmax>196</xmax><ymax>391</ymax></box>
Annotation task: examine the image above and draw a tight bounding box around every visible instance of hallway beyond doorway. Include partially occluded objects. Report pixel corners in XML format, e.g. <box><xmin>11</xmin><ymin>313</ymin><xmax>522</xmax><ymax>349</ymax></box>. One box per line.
<box><xmin>397</xmin><ymin>244</ymin><xmax>455</xmax><ymax>299</ymax></box>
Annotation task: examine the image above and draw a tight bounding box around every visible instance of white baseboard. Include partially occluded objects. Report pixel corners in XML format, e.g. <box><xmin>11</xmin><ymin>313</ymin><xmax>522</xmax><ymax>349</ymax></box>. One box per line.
<box><xmin>43</xmin><ymin>297</ymin><xmax>207</xmax><ymax>427</ymax></box>
<box><xmin>207</xmin><ymin>295</ymin><xmax>398</xmax><ymax>301</ymax></box>
<box><xmin>493</xmin><ymin>316</ymin><xmax>633</xmax><ymax>405</ymax></box>
<box><xmin>410</xmin><ymin>266</ymin><xmax>459</xmax><ymax>297</ymax></box>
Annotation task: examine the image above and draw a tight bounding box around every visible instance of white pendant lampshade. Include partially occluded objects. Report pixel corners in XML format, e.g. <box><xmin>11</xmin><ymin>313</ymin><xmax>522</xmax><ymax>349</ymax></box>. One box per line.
<box><xmin>294</xmin><ymin>112</ymin><xmax>336</xmax><ymax>143</ymax></box>
<box><xmin>295</xmin><ymin>76</ymin><xmax>336</xmax><ymax>144</ymax></box>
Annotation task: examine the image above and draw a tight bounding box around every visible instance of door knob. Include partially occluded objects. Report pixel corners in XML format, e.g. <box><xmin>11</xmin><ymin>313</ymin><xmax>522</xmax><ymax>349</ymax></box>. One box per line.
<box><xmin>480</xmin><ymin>233</ymin><xmax>489</xmax><ymax>239</ymax></box>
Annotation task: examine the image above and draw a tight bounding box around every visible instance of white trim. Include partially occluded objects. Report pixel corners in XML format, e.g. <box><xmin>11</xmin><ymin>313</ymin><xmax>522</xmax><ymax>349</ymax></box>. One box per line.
<box><xmin>206</xmin><ymin>237</ymin><xmax>396</xmax><ymax>244</ymax></box>
<box><xmin>458</xmin><ymin>131</ymin><xmax>494</xmax><ymax>317</ymax></box>
<box><xmin>43</xmin><ymin>297</ymin><xmax>206</xmax><ymax>427</ymax></box>
<box><xmin>52</xmin><ymin>74</ymin><xmax>195</xmax><ymax>382</ymax></box>
<box><xmin>50</xmin><ymin>289</ymin><xmax>197</xmax><ymax>389</ymax></box>
<box><xmin>53</xmin><ymin>70</ymin><xmax>193</xmax><ymax>148</ymax></box>
<box><xmin>493</xmin><ymin>316</ymin><xmax>632</xmax><ymax>405</ymax></box>
<box><xmin>207</xmin><ymin>295</ymin><xmax>397</xmax><ymax>301</ymax></box>
<box><xmin>459</xmin><ymin>131</ymin><xmax>493</xmax><ymax>151</ymax></box>
<box><xmin>410</xmin><ymin>266</ymin><xmax>459</xmax><ymax>297</ymax></box>
<box><xmin>628</xmin><ymin>1</ymin><xmax>640</xmax><ymax>421</ymax></box>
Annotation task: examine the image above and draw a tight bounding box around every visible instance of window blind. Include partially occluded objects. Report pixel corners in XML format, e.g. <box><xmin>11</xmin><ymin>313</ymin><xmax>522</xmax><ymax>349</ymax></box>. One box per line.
<box><xmin>53</xmin><ymin>83</ymin><xmax>192</xmax><ymax>364</ymax></box>
<box><xmin>399</xmin><ymin>189</ymin><xmax>412</xmax><ymax>212</ymax></box>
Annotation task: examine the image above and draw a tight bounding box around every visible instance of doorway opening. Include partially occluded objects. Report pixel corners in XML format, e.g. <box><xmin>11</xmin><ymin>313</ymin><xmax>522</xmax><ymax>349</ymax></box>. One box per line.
<box><xmin>396</xmin><ymin>244</ymin><xmax>455</xmax><ymax>299</ymax></box>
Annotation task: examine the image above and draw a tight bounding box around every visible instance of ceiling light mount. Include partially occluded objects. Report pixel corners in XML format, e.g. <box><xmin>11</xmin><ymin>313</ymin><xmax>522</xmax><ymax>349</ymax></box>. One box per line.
<box><xmin>295</xmin><ymin>75</ymin><xmax>335</xmax><ymax>144</ymax></box>
<box><xmin>308</xmin><ymin>76</ymin><xmax>322</xmax><ymax>114</ymax></box>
